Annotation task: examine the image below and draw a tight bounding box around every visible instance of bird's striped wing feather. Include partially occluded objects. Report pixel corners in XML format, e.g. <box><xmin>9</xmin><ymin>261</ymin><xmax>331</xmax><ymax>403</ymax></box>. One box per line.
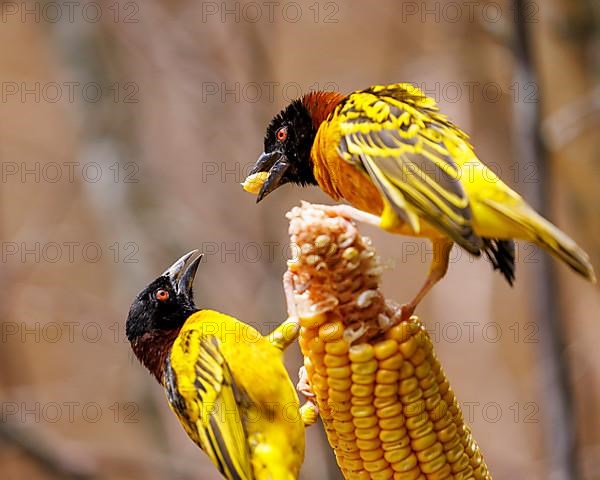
<box><xmin>337</xmin><ymin>83</ymin><xmax>482</xmax><ymax>253</ymax></box>
<box><xmin>165</xmin><ymin>330</ymin><xmax>253</xmax><ymax>480</ymax></box>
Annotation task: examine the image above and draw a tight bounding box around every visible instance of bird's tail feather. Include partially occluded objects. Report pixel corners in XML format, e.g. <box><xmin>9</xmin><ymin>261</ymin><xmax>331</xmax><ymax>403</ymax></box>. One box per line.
<box><xmin>482</xmin><ymin>198</ymin><xmax>596</xmax><ymax>283</ymax></box>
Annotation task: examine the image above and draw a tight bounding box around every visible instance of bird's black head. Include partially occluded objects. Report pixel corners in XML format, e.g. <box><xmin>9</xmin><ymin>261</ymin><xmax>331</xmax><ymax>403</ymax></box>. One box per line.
<box><xmin>250</xmin><ymin>98</ymin><xmax>318</xmax><ymax>202</ymax></box>
<box><xmin>126</xmin><ymin>250</ymin><xmax>202</xmax><ymax>344</ymax></box>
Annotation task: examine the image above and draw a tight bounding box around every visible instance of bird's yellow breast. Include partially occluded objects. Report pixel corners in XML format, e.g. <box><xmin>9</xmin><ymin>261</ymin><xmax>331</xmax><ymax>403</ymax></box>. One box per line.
<box><xmin>312</xmin><ymin>118</ymin><xmax>384</xmax><ymax>215</ymax></box>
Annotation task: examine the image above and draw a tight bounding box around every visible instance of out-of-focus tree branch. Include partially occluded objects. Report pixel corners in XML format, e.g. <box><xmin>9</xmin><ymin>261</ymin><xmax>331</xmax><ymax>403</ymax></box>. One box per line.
<box><xmin>512</xmin><ymin>1</ymin><xmax>580</xmax><ymax>479</ymax></box>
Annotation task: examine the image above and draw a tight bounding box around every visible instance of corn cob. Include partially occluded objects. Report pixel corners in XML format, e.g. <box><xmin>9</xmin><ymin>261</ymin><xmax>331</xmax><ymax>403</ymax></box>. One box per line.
<box><xmin>285</xmin><ymin>202</ymin><xmax>491</xmax><ymax>480</ymax></box>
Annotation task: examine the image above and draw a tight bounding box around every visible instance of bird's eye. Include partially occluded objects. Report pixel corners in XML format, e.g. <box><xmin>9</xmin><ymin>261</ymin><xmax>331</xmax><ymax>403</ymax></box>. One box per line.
<box><xmin>155</xmin><ymin>289</ymin><xmax>169</xmax><ymax>302</ymax></box>
<box><xmin>276</xmin><ymin>126</ymin><xmax>288</xmax><ymax>141</ymax></box>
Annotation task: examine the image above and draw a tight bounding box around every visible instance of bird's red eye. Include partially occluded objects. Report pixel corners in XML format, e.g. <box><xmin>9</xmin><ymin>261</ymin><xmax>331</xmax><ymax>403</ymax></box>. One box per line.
<box><xmin>155</xmin><ymin>289</ymin><xmax>169</xmax><ymax>301</ymax></box>
<box><xmin>276</xmin><ymin>127</ymin><xmax>288</xmax><ymax>141</ymax></box>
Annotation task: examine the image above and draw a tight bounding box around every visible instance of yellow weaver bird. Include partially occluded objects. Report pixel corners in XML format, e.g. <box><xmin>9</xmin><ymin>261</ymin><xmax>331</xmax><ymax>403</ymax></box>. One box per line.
<box><xmin>247</xmin><ymin>83</ymin><xmax>596</xmax><ymax>316</ymax></box>
<box><xmin>126</xmin><ymin>250</ymin><xmax>305</xmax><ymax>480</ymax></box>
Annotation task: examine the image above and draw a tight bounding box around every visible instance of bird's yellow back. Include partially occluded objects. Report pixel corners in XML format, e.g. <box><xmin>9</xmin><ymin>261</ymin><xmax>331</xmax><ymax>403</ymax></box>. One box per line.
<box><xmin>166</xmin><ymin>310</ymin><xmax>305</xmax><ymax>480</ymax></box>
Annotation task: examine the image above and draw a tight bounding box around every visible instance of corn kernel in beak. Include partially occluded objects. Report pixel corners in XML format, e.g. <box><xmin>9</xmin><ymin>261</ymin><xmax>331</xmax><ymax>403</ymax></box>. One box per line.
<box><xmin>241</xmin><ymin>171</ymin><xmax>269</xmax><ymax>194</ymax></box>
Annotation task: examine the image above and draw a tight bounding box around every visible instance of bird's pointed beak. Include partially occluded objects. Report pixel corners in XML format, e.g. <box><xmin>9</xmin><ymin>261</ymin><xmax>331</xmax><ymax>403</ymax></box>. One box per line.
<box><xmin>251</xmin><ymin>151</ymin><xmax>290</xmax><ymax>203</ymax></box>
<box><xmin>163</xmin><ymin>250</ymin><xmax>203</xmax><ymax>296</ymax></box>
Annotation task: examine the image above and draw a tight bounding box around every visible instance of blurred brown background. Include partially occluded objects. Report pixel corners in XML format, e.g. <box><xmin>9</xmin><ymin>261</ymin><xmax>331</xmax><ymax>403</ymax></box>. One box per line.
<box><xmin>0</xmin><ymin>0</ymin><xmax>599</xmax><ymax>479</ymax></box>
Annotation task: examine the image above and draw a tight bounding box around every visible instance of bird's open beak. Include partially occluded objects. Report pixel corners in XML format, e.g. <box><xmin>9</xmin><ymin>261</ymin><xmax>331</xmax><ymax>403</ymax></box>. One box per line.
<box><xmin>162</xmin><ymin>250</ymin><xmax>203</xmax><ymax>296</ymax></box>
<box><xmin>250</xmin><ymin>151</ymin><xmax>290</xmax><ymax>203</ymax></box>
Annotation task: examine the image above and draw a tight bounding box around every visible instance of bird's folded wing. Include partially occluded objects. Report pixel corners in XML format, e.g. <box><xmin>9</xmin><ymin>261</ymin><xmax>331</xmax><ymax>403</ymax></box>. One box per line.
<box><xmin>337</xmin><ymin>83</ymin><xmax>482</xmax><ymax>253</ymax></box>
<box><xmin>165</xmin><ymin>330</ymin><xmax>253</xmax><ymax>480</ymax></box>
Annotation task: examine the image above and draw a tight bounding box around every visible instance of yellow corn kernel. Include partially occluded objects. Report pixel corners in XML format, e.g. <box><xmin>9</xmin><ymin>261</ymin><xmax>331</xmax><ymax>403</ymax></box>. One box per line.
<box><xmin>403</xmin><ymin>399</ymin><xmax>426</xmax><ymax>418</ymax></box>
<box><xmin>327</xmin><ymin>377</ymin><xmax>351</xmax><ymax>391</ymax></box>
<box><xmin>411</xmin><ymin>431</ymin><xmax>438</xmax><ymax>451</ymax></box>
<box><xmin>451</xmin><ymin>453</ymin><xmax>471</xmax><ymax>474</ymax></box>
<box><xmin>341</xmin><ymin>458</ymin><xmax>364</xmax><ymax>471</ymax></box>
<box><xmin>382</xmin><ymin>434</ymin><xmax>409</xmax><ymax>451</ymax></box>
<box><xmin>354</xmin><ymin>415</ymin><xmax>379</xmax><ymax>429</ymax></box>
<box><xmin>454</xmin><ymin>467</ymin><xmax>475</xmax><ymax>480</ymax></box>
<box><xmin>373</xmin><ymin>395</ymin><xmax>397</xmax><ymax>409</ymax></box>
<box><xmin>326</xmin><ymin>339</ymin><xmax>350</xmax><ymax>355</ymax></box>
<box><xmin>399</xmin><ymin>361</ymin><xmax>415</xmax><ymax>380</ymax></box>
<box><xmin>392</xmin><ymin>466</ymin><xmax>421</xmax><ymax>480</ymax></box>
<box><xmin>331</xmin><ymin>401</ymin><xmax>352</xmax><ymax>413</ymax></box>
<box><xmin>351</xmin><ymin>405</ymin><xmax>376</xmax><ymax>418</ymax></box>
<box><xmin>419</xmin><ymin>373</ymin><xmax>436</xmax><ymax>390</ymax></box>
<box><xmin>241</xmin><ymin>171</ymin><xmax>268</xmax><ymax>194</ymax></box>
<box><xmin>399</xmin><ymin>377</ymin><xmax>419</xmax><ymax>396</ymax></box>
<box><xmin>352</xmin><ymin>395</ymin><xmax>375</xmax><ymax>405</ymax></box>
<box><xmin>353</xmin><ymin>471</ymin><xmax>371</xmax><ymax>480</ymax></box>
<box><xmin>445</xmin><ymin>442</ymin><xmax>465</xmax><ymax>463</ymax></box>
<box><xmin>379</xmin><ymin>352</ymin><xmax>404</xmax><ymax>370</ymax></box>
<box><xmin>376</xmin><ymin>369</ymin><xmax>400</xmax><ymax>384</ymax></box>
<box><xmin>385</xmin><ymin>323</ymin><xmax>411</xmax><ymax>343</ymax></box>
<box><xmin>327</xmin><ymin>365</ymin><xmax>352</xmax><ymax>379</ymax></box>
<box><xmin>357</xmin><ymin>438</ymin><xmax>381</xmax><ymax>451</ymax></box>
<box><xmin>379</xmin><ymin>416</ymin><xmax>405</xmax><ymax>430</ymax></box>
<box><xmin>374</xmin><ymin>339</ymin><xmax>398</xmax><ymax>360</ymax></box>
<box><xmin>371</xmin><ymin>467</ymin><xmax>394</xmax><ymax>480</ymax></box>
<box><xmin>409</xmin><ymin>348</ymin><xmax>427</xmax><ymax>366</ymax></box>
<box><xmin>352</xmin><ymin>373</ymin><xmax>376</xmax><ymax>385</ymax></box>
<box><xmin>319</xmin><ymin>320</ymin><xmax>345</xmax><ymax>341</ymax></box>
<box><xmin>414</xmin><ymin>362</ymin><xmax>431</xmax><ymax>379</ymax></box>
<box><xmin>363</xmin><ymin>458</ymin><xmax>389</xmax><ymax>473</ymax></box>
<box><xmin>352</xmin><ymin>359</ymin><xmax>379</xmax><ymax>375</ymax></box>
<box><xmin>377</xmin><ymin>403</ymin><xmax>403</xmax><ymax>419</ymax></box>
<box><xmin>300</xmin><ymin>311</ymin><xmax>327</xmax><ymax>329</ymax></box>
<box><xmin>333</xmin><ymin>420</ymin><xmax>355</xmax><ymax>434</ymax></box>
<box><xmin>374</xmin><ymin>384</ymin><xmax>397</xmax><ymax>398</ymax></box>
<box><xmin>307</xmin><ymin>335</ymin><xmax>326</xmax><ymax>354</ymax></box>
<box><xmin>401</xmin><ymin>388</ymin><xmax>424</xmax><ymax>406</ymax></box>
<box><xmin>325</xmin><ymin>353</ymin><xmax>350</xmax><ymax>367</ymax></box>
<box><xmin>424</xmin><ymin>393</ymin><xmax>442</xmax><ymax>412</ymax></box>
<box><xmin>404</xmin><ymin>412</ymin><xmax>428</xmax><ymax>430</ymax></box>
<box><xmin>380</xmin><ymin>428</ymin><xmax>408</xmax><ymax>444</ymax></box>
<box><xmin>355</xmin><ymin>427</ymin><xmax>380</xmax><ymax>441</ymax></box>
<box><xmin>360</xmin><ymin>449</ymin><xmax>384</xmax><ymax>462</ymax></box>
<box><xmin>351</xmin><ymin>384</ymin><xmax>375</xmax><ymax>397</ymax></box>
<box><xmin>437</xmin><ymin>422</ymin><xmax>457</xmax><ymax>443</ymax></box>
<box><xmin>392</xmin><ymin>452</ymin><xmax>418</xmax><ymax>472</ymax></box>
<box><xmin>349</xmin><ymin>344</ymin><xmax>375</xmax><ymax>363</ymax></box>
<box><xmin>399</xmin><ymin>337</ymin><xmax>417</xmax><ymax>358</ymax></box>
<box><xmin>383</xmin><ymin>446</ymin><xmax>411</xmax><ymax>464</ymax></box>
<box><xmin>415</xmin><ymin>442</ymin><xmax>443</xmax><ymax>464</ymax></box>
<box><xmin>329</xmin><ymin>388</ymin><xmax>352</xmax><ymax>403</ymax></box>
<box><xmin>424</xmin><ymin>461</ymin><xmax>450</xmax><ymax>479</ymax></box>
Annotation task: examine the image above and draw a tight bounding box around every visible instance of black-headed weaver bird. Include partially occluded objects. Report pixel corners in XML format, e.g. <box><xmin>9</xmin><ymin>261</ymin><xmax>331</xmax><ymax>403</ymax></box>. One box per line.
<box><xmin>245</xmin><ymin>83</ymin><xmax>596</xmax><ymax>316</ymax></box>
<box><xmin>126</xmin><ymin>250</ymin><xmax>305</xmax><ymax>480</ymax></box>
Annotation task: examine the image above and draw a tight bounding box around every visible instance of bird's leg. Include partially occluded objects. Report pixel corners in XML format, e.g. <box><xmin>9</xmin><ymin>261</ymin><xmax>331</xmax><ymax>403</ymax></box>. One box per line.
<box><xmin>401</xmin><ymin>238</ymin><xmax>453</xmax><ymax>320</ymax></box>
<box><xmin>297</xmin><ymin>366</ymin><xmax>319</xmax><ymax>427</ymax></box>
<box><xmin>269</xmin><ymin>272</ymin><xmax>300</xmax><ymax>350</ymax></box>
<box><xmin>308</xmin><ymin>203</ymin><xmax>382</xmax><ymax>229</ymax></box>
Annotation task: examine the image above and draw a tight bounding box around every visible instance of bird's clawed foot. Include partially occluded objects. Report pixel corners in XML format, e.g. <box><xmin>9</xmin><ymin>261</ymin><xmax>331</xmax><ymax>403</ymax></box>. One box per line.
<box><xmin>297</xmin><ymin>366</ymin><xmax>318</xmax><ymax>426</ymax></box>
<box><xmin>297</xmin><ymin>366</ymin><xmax>314</xmax><ymax>399</ymax></box>
<box><xmin>306</xmin><ymin>203</ymin><xmax>382</xmax><ymax>228</ymax></box>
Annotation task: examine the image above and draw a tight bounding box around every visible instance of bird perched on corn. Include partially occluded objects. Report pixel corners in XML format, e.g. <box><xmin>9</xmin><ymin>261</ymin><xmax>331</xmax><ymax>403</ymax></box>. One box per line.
<box><xmin>245</xmin><ymin>83</ymin><xmax>596</xmax><ymax>316</ymax></box>
<box><xmin>126</xmin><ymin>250</ymin><xmax>305</xmax><ymax>480</ymax></box>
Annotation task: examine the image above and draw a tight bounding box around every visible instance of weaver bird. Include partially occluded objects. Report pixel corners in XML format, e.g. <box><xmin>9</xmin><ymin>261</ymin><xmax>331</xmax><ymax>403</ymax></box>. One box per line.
<box><xmin>247</xmin><ymin>83</ymin><xmax>596</xmax><ymax>316</ymax></box>
<box><xmin>126</xmin><ymin>250</ymin><xmax>305</xmax><ymax>480</ymax></box>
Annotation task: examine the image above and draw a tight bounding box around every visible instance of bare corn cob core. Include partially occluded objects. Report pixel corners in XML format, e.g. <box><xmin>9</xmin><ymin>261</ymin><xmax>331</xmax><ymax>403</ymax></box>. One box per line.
<box><xmin>286</xmin><ymin>202</ymin><xmax>491</xmax><ymax>480</ymax></box>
